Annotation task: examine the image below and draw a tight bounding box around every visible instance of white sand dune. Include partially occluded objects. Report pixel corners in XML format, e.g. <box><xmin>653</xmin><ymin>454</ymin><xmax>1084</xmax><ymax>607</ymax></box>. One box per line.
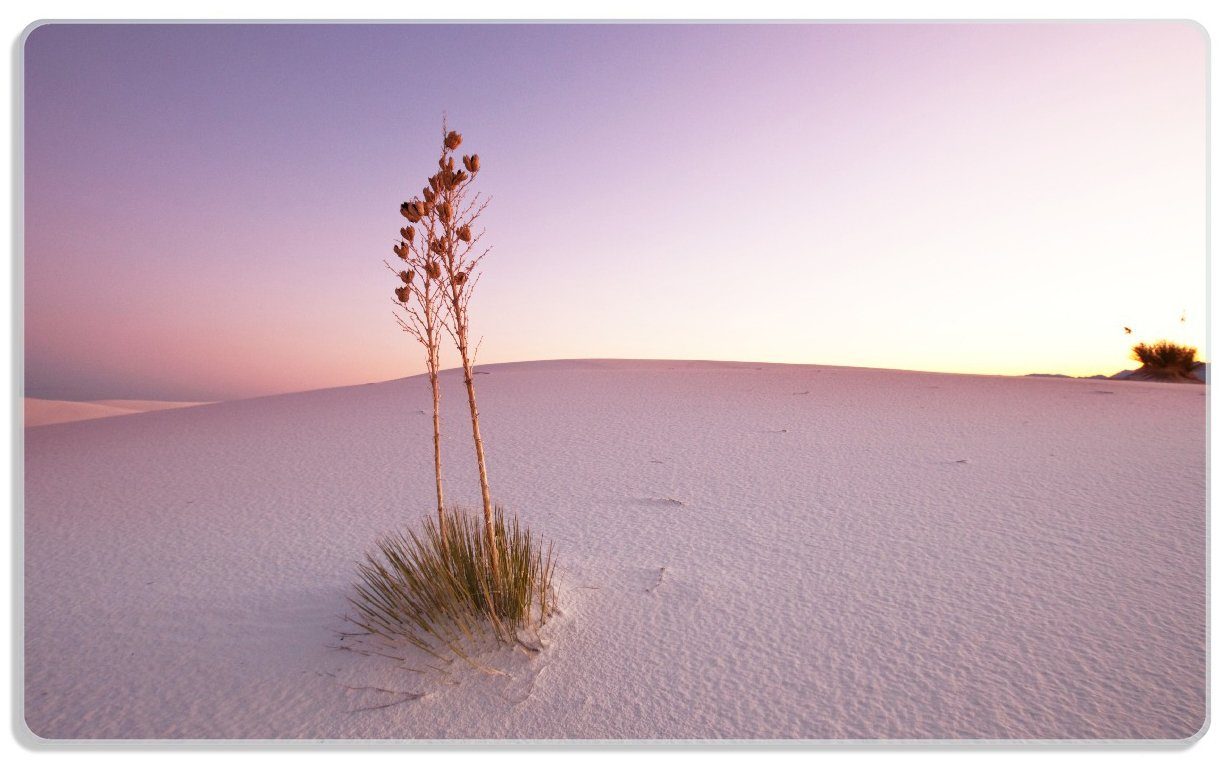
<box><xmin>24</xmin><ymin>398</ymin><xmax>207</xmax><ymax>427</ymax></box>
<box><xmin>22</xmin><ymin>359</ymin><xmax>1206</xmax><ymax>740</ymax></box>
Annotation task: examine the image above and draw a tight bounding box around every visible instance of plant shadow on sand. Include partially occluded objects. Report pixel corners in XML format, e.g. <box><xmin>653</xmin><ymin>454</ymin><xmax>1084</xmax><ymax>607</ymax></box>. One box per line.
<box><xmin>320</xmin><ymin>626</ymin><xmax>560</xmax><ymax>712</ymax></box>
<box><xmin>323</xmin><ymin>568</ymin><xmax>570</xmax><ymax>713</ymax></box>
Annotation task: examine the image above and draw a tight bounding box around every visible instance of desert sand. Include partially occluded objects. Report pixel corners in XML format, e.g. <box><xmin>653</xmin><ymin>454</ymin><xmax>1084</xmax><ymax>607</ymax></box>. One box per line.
<box><xmin>24</xmin><ymin>398</ymin><xmax>207</xmax><ymax>428</ymax></box>
<box><xmin>22</xmin><ymin>359</ymin><xmax>1206</xmax><ymax>739</ymax></box>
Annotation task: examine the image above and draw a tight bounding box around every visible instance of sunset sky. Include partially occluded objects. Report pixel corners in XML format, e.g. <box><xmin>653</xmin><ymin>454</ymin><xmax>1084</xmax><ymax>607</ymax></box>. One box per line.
<box><xmin>24</xmin><ymin>22</ymin><xmax>1207</xmax><ymax>401</ymax></box>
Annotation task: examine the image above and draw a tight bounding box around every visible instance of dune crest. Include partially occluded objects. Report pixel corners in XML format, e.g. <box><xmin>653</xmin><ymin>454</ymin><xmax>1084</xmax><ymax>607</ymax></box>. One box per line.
<box><xmin>24</xmin><ymin>398</ymin><xmax>207</xmax><ymax>428</ymax></box>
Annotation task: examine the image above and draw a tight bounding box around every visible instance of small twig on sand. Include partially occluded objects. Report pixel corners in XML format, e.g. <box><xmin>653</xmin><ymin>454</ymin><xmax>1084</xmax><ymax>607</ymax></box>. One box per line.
<box><xmin>349</xmin><ymin>692</ymin><xmax>427</xmax><ymax>712</ymax></box>
<box><xmin>326</xmin><ymin>643</ymin><xmax>407</xmax><ymax>662</ymax></box>
<box><xmin>646</xmin><ymin>566</ymin><xmax>667</xmax><ymax>594</ymax></box>
<box><xmin>313</xmin><ymin>668</ymin><xmax>428</xmax><ymax>711</ymax></box>
<box><xmin>515</xmin><ymin>635</ymin><xmax>543</xmax><ymax>654</ymax></box>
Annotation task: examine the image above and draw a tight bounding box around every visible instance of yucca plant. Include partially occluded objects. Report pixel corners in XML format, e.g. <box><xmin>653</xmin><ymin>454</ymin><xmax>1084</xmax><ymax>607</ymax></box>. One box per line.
<box><xmin>356</xmin><ymin>121</ymin><xmax>558</xmax><ymax>666</ymax></box>
<box><xmin>348</xmin><ymin>506</ymin><xmax>557</xmax><ymax>663</ymax></box>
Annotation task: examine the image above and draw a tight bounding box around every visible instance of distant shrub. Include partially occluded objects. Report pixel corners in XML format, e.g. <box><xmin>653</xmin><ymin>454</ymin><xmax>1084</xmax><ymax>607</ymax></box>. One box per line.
<box><xmin>349</xmin><ymin>506</ymin><xmax>556</xmax><ymax>663</ymax></box>
<box><xmin>1132</xmin><ymin>340</ymin><xmax>1199</xmax><ymax>377</ymax></box>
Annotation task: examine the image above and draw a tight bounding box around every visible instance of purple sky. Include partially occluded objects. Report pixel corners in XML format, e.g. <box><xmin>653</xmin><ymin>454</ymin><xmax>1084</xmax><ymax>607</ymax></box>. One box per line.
<box><xmin>24</xmin><ymin>22</ymin><xmax>1207</xmax><ymax>401</ymax></box>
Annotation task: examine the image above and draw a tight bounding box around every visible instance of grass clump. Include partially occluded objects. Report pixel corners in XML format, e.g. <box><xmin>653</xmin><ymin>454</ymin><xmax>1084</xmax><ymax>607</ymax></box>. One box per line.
<box><xmin>349</xmin><ymin>506</ymin><xmax>556</xmax><ymax>662</ymax></box>
<box><xmin>1131</xmin><ymin>340</ymin><xmax>1199</xmax><ymax>379</ymax></box>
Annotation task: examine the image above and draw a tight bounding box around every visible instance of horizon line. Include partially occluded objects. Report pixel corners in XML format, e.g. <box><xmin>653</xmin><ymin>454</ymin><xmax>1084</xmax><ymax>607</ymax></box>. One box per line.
<box><xmin>22</xmin><ymin>355</ymin><xmax>1176</xmax><ymax>405</ymax></box>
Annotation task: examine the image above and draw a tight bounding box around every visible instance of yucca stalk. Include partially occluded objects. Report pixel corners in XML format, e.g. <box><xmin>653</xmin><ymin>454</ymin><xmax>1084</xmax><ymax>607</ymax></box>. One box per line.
<box><xmin>391</xmin><ymin>121</ymin><xmax>498</xmax><ymax>580</ymax></box>
<box><xmin>424</xmin><ymin>281</ymin><xmax>446</xmax><ymax>535</ymax></box>
<box><xmin>388</xmin><ymin>189</ymin><xmax>448</xmax><ymax>541</ymax></box>
<box><xmin>427</xmin><ymin>123</ymin><xmax>499</xmax><ymax>570</ymax></box>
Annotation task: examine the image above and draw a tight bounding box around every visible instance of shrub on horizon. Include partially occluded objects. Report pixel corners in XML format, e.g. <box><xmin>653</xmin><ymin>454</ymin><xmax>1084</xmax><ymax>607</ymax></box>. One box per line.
<box><xmin>1131</xmin><ymin>339</ymin><xmax>1200</xmax><ymax>379</ymax></box>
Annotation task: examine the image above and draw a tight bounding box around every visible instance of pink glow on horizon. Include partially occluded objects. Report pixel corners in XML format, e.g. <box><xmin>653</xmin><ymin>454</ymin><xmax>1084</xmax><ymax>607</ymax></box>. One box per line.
<box><xmin>24</xmin><ymin>22</ymin><xmax>1207</xmax><ymax>400</ymax></box>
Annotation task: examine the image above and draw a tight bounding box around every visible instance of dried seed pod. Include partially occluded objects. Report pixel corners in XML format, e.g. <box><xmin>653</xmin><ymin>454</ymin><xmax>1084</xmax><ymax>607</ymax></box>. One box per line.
<box><xmin>412</xmin><ymin>200</ymin><xmax>427</xmax><ymax>216</ymax></box>
<box><xmin>430</xmin><ymin>238</ymin><xmax>447</xmax><ymax>254</ymax></box>
<box><xmin>423</xmin><ymin>186</ymin><xmax>436</xmax><ymax>203</ymax></box>
<box><xmin>393</xmin><ymin>242</ymin><xmax>409</xmax><ymax>259</ymax></box>
<box><xmin>453</xmin><ymin>170</ymin><xmax>467</xmax><ymax>185</ymax></box>
<box><xmin>428</xmin><ymin>175</ymin><xmax>441</xmax><ymax>192</ymax></box>
<box><xmin>444</xmin><ymin>131</ymin><xmax>462</xmax><ymax>150</ymax></box>
<box><xmin>400</xmin><ymin>202</ymin><xmax>415</xmax><ymax>221</ymax></box>
<box><xmin>438</xmin><ymin>156</ymin><xmax>448</xmax><ymax>170</ymax></box>
<box><xmin>452</xmin><ymin>271</ymin><xmax>468</xmax><ymax>286</ymax></box>
<box><xmin>457</xmin><ymin>225</ymin><xmax>472</xmax><ymax>242</ymax></box>
<box><xmin>436</xmin><ymin>202</ymin><xmax>452</xmax><ymax>223</ymax></box>
<box><xmin>464</xmin><ymin>154</ymin><xmax>480</xmax><ymax>173</ymax></box>
<box><xmin>395</xmin><ymin>286</ymin><xmax>410</xmax><ymax>303</ymax></box>
<box><xmin>425</xmin><ymin>260</ymin><xmax>442</xmax><ymax>279</ymax></box>
<box><xmin>399</xmin><ymin>270</ymin><xmax>414</xmax><ymax>284</ymax></box>
<box><xmin>399</xmin><ymin>226</ymin><xmax>415</xmax><ymax>242</ymax></box>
